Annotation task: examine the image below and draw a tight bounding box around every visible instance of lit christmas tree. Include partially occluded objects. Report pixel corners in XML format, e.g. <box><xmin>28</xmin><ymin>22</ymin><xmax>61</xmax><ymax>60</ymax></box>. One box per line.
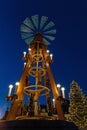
<box><xmin>68</xmin><ymin>81</ymin><xmax>87</xmax><ymax>130</ymax></box>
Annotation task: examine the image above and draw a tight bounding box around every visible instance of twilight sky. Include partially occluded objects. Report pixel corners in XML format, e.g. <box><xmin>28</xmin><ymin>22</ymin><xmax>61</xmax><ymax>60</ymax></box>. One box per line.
<box><xmin>0</xmin><ymin>0</ymin><xmax>87</xmax><ymax>118</ymax></box>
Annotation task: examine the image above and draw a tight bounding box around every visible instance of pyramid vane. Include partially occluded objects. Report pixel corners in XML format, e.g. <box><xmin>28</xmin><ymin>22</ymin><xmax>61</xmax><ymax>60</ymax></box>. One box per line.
<box><xmin>21</xmin><ymin>15</ymin><xmax>56</xmax><ymax>46</ymax></box>
<box><xmin>31</xmin><ymin>14</ymin><xmax>39</xmax><ymax>29</ymax></box>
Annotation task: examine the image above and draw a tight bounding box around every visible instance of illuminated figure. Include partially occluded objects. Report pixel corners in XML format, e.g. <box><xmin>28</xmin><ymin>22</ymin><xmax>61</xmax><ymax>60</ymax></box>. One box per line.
<box><xmin>6</xmin><ymin>15</ymin><xmax>65</xmax><ymax>120</ymax></box>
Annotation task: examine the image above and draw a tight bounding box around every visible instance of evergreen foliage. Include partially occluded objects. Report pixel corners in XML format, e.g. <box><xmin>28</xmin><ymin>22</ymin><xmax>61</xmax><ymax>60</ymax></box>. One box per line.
<box><xmin>68</xmin><ymin>81</ymin><xmax>87</xmax><ymax>130</ymax></box>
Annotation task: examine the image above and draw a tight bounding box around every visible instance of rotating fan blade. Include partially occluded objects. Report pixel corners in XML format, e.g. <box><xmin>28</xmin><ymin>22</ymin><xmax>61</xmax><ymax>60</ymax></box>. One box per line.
<box><xmin>21</xmin><ymin>32</ymin><xmax>34</xmax><ymax>39</ymax></box>
<box><xmin>21</xmin><ymin>15</ymin><xmax>56</xmax><ymax>46</ymax></box>
<box><xmin>40</xmin><ymin>16</ymin><xmax>48</xmax><ymax>29</ymax></box>
<box><xmin>43</xmin><ymin>21</ymin><xmax>55</xmax><ymax>31</ymax></box>
<box><xmin>31</xmin><ymin>14</ymin><xmax>39</xmax><ymax>29</ymax></box>
<box><xmin>43</xmin><ymin>38</ymin><xmax>51</xmax><ymax>45</ymax></box>
<box><xmin>23</xmin><ymin>17</ymin><xmax>35</xmax><ymax>31</ymax></box>
<box><xmin>25</xmin><ymin>37</ymin><xmax>34</xmax><ymax>45</ymax></box>
<box><xmin>43</xmin><ymin>35</ymin><xmax>55</xmax><ymax>41</ymax></box>
<box><xmin>21</xmin><ymin>24</ymin><xmax>33</xmax><ymax>33</ymax></box>
<box><xmin>44</xmin><ymin>29</ymin><xmax>56</xmax><ymax>35</ymax></box>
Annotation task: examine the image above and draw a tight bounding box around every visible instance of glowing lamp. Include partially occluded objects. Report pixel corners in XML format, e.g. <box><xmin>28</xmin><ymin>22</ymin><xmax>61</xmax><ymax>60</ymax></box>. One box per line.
<box><xmin>28</xmin><ymin>48</ymin><xmax>31</xmax><ymax>51</ymax></box>
<box><xmin>61</xmin><ymin>87</ymin><xmax>65</xmax><ymax>98</ymax></box>
<box><xmin>23</xmin><ymin>51</ymin><xmax>26</xmax><ymax>57</ymax></box>
<box><xmin>8</xmin><ymin>84</ymin><xmax>13</xmax><ymax>96</ymax></box>
<box><xmin>50</xmin><ymin>54</ymin><xmax>53</xmax><ymax>60</ymax></box>
<box><xmin>15</xmin><ymin>82</ymin><xmax>19</xmax><ymax>93</ymax></box>
<box><xmin>57</xmin><ymin>84</ymin><xmax>61</xmax><ymax>88</ymax></box>
<box><xmin>47</xmin><ymin>50</ymin><xmax>50</xmax><ymax>54</ymax></box>
<box><xmin>15</xmin><ymin>82</ymin><xmax>19</xmax><ymax>86</ymax></box>
<box><xmin>57</xmin><ymin>84</ymin><xmax>61</xmax><ymax>95</ymax></box>
<box><xmin>52</xmin><ymin>98</ymin><xmax>55</xmax><ymax>108</ymax></box>
<box><xmin>24</xmin><ymin>62</ymin><xmax>26</xmax><ymax>67</ymax></box>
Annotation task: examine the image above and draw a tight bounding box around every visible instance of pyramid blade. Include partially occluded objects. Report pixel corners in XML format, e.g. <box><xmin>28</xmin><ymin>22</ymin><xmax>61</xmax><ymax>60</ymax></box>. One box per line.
<box><xmin>21</xmin><ymin>24</ymin><xmax>33</xmax><ymax>33</ymax></box>
<box><xmin>44</xmin><ymin>29</ymin><xmax>56</xmax><ymax>35</ymax></box>
<box><xmin>40</xmin><ymin>16</ymin><xmax>48</xmax><ymax>29</ymax></box>
<box><xmin>44</xmin><ymin>35</ymin><xmax>55</xmax><ymax>41</ymax></box>
<box><xmin>43</xmin><ymin>21</ymin><xmax>55</xmax><ymax>31</ymax></box>
<box><xmin>21</xmin><ymin>32</ymin><xmax>34</xmax><ymax>39</ymax></box>
<box><xmin>23</xmin><ymin>17</ymin><xmax>35</xmax><ymax>31</ymax></box>
<box><xmin>25</xmin><ymin>37</ymin><xmax>34</xmax><ymax>45</ymax></box>
<box><xmin>43</xmin><ymin>38</ymin><xmax>51</xmax><ymax>45</ymax></box>
<box><xmin>31</xmin><ymin>14</ymin><xmax>39</xmax><ymax>29</ymax></box>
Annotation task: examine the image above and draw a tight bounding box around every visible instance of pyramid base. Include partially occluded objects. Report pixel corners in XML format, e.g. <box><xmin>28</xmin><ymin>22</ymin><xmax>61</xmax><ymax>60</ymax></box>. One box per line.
<box><xmin>0</xmin><ymin>119</ymin><xmax>79</xmax><ymax>130</ymax></box>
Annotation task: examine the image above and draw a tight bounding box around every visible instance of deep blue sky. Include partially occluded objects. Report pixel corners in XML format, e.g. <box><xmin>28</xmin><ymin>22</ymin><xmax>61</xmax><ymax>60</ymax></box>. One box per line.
<box><xmin>0</xmin><ymin>0</ymin><xmax>87</xmax><ymax>118</ymax></box>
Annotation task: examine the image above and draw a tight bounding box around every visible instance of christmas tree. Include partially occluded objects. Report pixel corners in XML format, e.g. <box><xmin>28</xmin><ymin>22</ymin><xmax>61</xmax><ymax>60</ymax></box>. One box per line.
<box><xmin>68</xmin><ymin>81</ymin><xmax>87</xmax><ymax>130</ymax></box>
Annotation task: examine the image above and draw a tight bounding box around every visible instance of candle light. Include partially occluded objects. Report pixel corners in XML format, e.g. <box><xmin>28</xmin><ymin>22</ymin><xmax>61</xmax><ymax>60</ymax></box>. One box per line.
<box><xmin>15</xmin><ymin>82</ymin><xmax>19</xmax><ymax>86</ymax></box>
<box><xmin>57</xmin><ymin>84</ymin><xmax>61</xmax><ymax>94</ymax></box>
<box><xmin>28</xmin><ymin>48</ymin><xmax>31</xmax><ymax>51</ymax></box>
<box><xmin>8</xmin><ymin>84</ymin><xmax>13</xmax><ymax>97</ymax></box>
<box><xmin>23</xmin><ymin>52</ymin><xmax>26</xmax><ymax>57</ymax></box>
<box><xmin>61</xmin><ymin>87</ymin><xmax>65</xmax><ymax>98</ymax></box>
<box><xmin>15</xmin><ymin>82</ymin><xmax>19</xmax><ymax>93</ymax></box>
<box><xmin>24</xmin><ymin>62</ymin><xmax>26</xmax><ymax>67</ymax></box>
<box><xmin>47</xmin><ymin>50</ymin><xmax>50</xmax><ymax>54</ymax></box>
<box><xmin>50</xmin><ymin>54</ymin><xmax>53</xmax><ymax>60</ymax></box>
<box><xmin>52</xmin><ymin>98</ymin><xmax>55</xmax><ymax>108</ymax></box>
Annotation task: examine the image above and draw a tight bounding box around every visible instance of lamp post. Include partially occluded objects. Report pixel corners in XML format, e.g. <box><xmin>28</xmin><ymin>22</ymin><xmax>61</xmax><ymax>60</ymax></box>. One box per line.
<box><xmin>8</xmin><ymin>84</ymin><xmax>13</xmax><ymax>97</ymax></box>
<box><xmin>61</xmin><ymin>87</ymin><xmax>65</xmax><ymax>99</ymax></box>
